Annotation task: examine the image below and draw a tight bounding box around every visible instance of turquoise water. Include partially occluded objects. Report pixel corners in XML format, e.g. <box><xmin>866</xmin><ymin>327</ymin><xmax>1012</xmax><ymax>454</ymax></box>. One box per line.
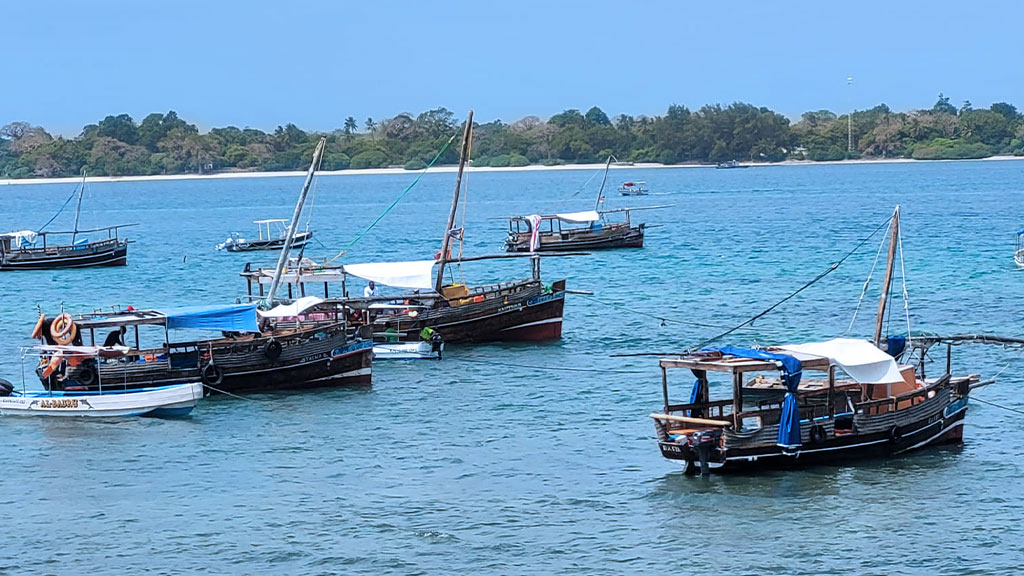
<box><xmin>1</xmin><ymin>161</ymin><xmax>1023</xmax><ymax>574</ymax></box>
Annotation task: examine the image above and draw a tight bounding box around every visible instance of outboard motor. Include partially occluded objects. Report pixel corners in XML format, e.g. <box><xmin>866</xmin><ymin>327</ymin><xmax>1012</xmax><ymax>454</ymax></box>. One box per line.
<box><xmin>689</xmin><ymin>429</ymin><xmax>723</xmax><ymax>476</ymax></box>
<box><xmin>0</xmin><ymin>378</ymin><xmax>14</xmax><ymax>397</ymax></box>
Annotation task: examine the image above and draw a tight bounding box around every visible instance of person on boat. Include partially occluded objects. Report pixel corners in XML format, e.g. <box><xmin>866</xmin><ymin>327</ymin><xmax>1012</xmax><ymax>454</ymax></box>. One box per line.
<box><xmin>103</xmin><ymin>326</ymin><xmax>127</xmax><ymax>347</ymax></box>
<box><xmin>364</xmin><ymin>281</ymin><xmax>381</xmax><ymax>298</ymax></box>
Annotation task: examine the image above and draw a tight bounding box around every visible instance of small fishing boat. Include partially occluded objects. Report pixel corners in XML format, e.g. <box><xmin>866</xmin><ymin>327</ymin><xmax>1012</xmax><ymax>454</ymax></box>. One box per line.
<box><xmin>1014</xmin><ymin>228</ymin><xmax>1024</xmax><ymax>267</ymax></box>
<box><xmin>0</xmin><ymin>174</ymin><xmax>133</xmax><ymax>271</ymax></box>
<box><xmin>505</xmin><ymin>157</ymin><xmax>664</xmax><ymax>252</ymax></box>
<box><xmin>618</xmin><ymin>181</ymin><xmax>649</xmax><ymax>196</ymax></box>
<box><xmin>217</xmin><ymin>219</ymin><xmax>313</xmax><ymax>252</ymax></box>
<box><xmin>715</xmin><ymin>160</ymin><xmax>748</xmax><ymax>169</ymax></box>
<box><xmin>650</xmin><ymin>206</ymin><xmax>981</xmax><ymax>474</ymax></box>
<box><xmin>505</xmin><ymin>210</ymin><xmax>646</xmax><ymax>251</ymax></box>
<box><xmin>0</xmin><ymin>347</ymin><xmax>202</xmax><ymax>417</ymax></box>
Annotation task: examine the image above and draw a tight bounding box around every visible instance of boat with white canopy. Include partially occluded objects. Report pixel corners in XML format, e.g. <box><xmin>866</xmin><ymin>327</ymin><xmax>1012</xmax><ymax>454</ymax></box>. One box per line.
<box><xmin>650</xmin><ymin>206</ymin><xmax>981</xmax><ymax>474</ymax></box>
<box><xmin>1014</xmin><ymin>228</ymin><xmax>1024</xmax><ymax>267</ymax></box>
<box><xmin>504</xmin><ymin>157</ymin><xmax>664</xmax><ymax>252</ymax></box>
<box><xmin>242</xmin><ymin>111</ymin><xmax>570</xmax><ymax>346</ymax></box>
<box><xmin>216</xmin><ymin>219</ymin><xmax>313</xmax><ymax>252</ymax></box>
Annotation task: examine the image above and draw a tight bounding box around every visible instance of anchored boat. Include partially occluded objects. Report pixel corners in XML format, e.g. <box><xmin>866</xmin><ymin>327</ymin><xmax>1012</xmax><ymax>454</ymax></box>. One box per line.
<box><xmin>650</xmin><ymin>206</ymin><xmax>981</xmax><ymax>474</ymax></box>
<box><xmin>0</xmin><ymin>174</ymin><xmax>133</xmax><ymax>271</ymax></box>
<box><xmin>217</xmin><ymin>219</ymin><xmax>313</xmax><ymax>252</ymax></box>
<box><xmin>0</xmin><ymin>347</ymin><xmax>201</xmax><ymax>417</ymax></box>
<box><xmin>504</xmin><ymin>157</ymin><xmax>664</xmax><ymax>252</ymax></box>
<box><xmin>618</xmin><ymin>181</ymin><xmax>649</xmax><ymax>195</ymax></box>
<box><xmin>242</xmin><ymin>111</ymin><xmax>570</xmax><ymax>345</ymax></box>
<box><xmin>1014</xmin><ymin>228</ymin><xmax>1024</xmax><ymax>267</ymax></box>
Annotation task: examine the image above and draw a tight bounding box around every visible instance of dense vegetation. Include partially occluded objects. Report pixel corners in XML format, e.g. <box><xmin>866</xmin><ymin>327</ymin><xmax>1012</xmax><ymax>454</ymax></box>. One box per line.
<box><xmin>2</xmin><ymin>95</ymin><xmax>1022</xmax><ymax>179</ymax></box>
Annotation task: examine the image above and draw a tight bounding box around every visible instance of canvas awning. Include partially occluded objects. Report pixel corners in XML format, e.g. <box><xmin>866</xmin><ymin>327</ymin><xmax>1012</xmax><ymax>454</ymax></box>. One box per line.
<box><xmin>555</xmin><ymin>210</ymin><xmax>600</xmax><ymax>224</ymax></box>
<box><xmin>161</xmin><ymin>303</ymin><xmax>259</xmax><ymax>332</ymax></box>
<box><xmin>257</xmin><ymin>296</ymin><xmax>324</xmax><ymax>318</ymax></box>
<box><xmin>343</xmin><ymin>260</ymin><xmax>436</xmax><ymax>290</ymax></box>
<box><xmin>779</xmin><ymin>338</ymin><xmax>904</xmax><ymax>384</ymax></box>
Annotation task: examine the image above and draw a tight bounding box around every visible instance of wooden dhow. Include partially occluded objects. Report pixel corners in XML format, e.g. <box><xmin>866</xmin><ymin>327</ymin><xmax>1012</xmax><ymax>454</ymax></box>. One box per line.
<box><xmin>651</xmin><ymin>206</ymin><xmax>980</xmax><ymax>474</ymax></box>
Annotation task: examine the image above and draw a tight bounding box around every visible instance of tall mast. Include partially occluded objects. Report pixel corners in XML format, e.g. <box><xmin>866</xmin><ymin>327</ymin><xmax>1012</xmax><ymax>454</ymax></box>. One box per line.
<box><xmin>71</xmin><ymin>170</ymin><xmax>87</xmax><ymax>243</ymax></box>
<box><xmin>434</xmin><ymin>110</ymin><xmax>474</xmax><ymax>294</ymax></box>
<box><xmin>595</xmin><ymin>155</ymin><xmax>611</xmax><ymax>211</ymax></box>
<box><xmin>873</xmin><ymin>205</ymin><xmax>900</xmax><ymax>346</ymax></box>
<box><xmin>267</xmin><ymin>136</ymin><xmax>326</xmax><ymax>304</ymax></box>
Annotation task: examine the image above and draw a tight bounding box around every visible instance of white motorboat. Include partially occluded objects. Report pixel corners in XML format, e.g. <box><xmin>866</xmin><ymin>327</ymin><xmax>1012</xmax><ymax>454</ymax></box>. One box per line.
<box><xmin>1015</xmin><ymin>228</ymin><xmax>1024</xmax><ymax>267</ymax></box>
<box><xmin>373</xmin><ymin>341</ymin><xmax>443</xmax><ymax>360</ymax></box>
<box><xmin>0</xmin><ymin>381</ymin><xmax>203</xmax><ymax>417</ymax></box>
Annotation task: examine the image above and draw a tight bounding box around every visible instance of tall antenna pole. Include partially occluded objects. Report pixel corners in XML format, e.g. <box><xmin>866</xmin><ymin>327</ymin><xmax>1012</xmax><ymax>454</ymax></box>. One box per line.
<box><xmin>267</xmin><ymin>136</ymin><xmax>326</xmax><ymax>304</ymax></box>
<box><xmin>847</xmin><ymin>76</ymin><xmax>854</xmax><ymax>157</ymax></box>
<box><xmin>434</xmin><ymin>110</ymin><xmax>474</xmax><ymax>294</ymax></box>
<box><xmin>71</xmin><ymin>170</ymin><xmax>87</xmax><ymax>244</ymax></box>
<box><xmin>873</xmin><ymin>205</ymin><xmax>900</xmax><ymax>346</ymax></box>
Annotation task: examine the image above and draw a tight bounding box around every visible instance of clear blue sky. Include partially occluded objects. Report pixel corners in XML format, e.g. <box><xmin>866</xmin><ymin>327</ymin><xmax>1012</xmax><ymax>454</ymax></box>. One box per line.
<box><xmin>4</xmin><ymin>0</ymin><xmax>1023</xmax><ymax>135</ymax></box>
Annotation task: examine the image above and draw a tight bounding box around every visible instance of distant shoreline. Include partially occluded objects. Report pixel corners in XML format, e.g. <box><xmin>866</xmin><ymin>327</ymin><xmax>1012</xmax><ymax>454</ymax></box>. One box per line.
<box><xmin>2</xmin><ymin>155</ymin><xmax>1022</xmax><ymax>186</ymax></box>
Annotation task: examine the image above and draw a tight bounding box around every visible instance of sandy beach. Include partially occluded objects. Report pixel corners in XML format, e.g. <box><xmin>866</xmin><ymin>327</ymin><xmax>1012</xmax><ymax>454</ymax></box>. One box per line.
<box><xmin>1</xmin><ymin>155</ymin><xmax>1020</xmax><ymax>187</ymax></box>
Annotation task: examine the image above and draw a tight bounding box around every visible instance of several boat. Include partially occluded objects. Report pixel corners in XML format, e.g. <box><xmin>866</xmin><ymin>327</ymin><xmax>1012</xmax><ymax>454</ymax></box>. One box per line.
<box><xmin>217</xmin><ymin>219</ymin><xmax>313</xmax><ymax>252</ymax></box>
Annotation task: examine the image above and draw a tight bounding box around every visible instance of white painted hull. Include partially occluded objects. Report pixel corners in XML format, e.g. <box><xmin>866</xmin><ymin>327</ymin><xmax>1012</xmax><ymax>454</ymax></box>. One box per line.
<box><xmin>373</xmin><ymin>342</ymin><xmax>442</xmax><ymax>360</ymax></box>
<box><xmin>0</xmin><ymin>382</ymin><xmax>203</xmax><ymax>417</ymax></box>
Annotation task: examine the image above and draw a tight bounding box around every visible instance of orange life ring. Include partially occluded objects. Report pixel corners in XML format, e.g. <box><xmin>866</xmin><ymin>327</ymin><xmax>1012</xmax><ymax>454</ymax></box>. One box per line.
<box><xmin>30</xmin><ymin>314</ymin><xmax>46</xmax><ymax>339</ymax></box>
<box><xmin>50</xmin><ymin>313</ymin><xmax>76</xmax><ymax>345</ymax></box>
<box><xmin>41</xmin><ymin>351</ymin><xmax>64</xmax><ymax>379</ymax></box>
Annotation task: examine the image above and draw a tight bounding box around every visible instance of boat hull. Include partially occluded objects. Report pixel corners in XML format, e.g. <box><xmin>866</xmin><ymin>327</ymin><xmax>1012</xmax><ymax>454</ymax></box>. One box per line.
<box><xmin>44</xmin><ymin>326</ymin><xmax>373</xmax><ymax>395</ymax></box>
<box><xmin>225</xmin><ymin>232</ymin><xmax>312</xmax><ymax>252</ymax></box>
<box><xmin>0</xmin><ymin>240</ymin><xmax>128</xmax><ymax>270</ymax></box>
<box><xmin>657</xmin><ymin>393</ymin><xmax>969</xmax><ymax>473</ymax></box>
<box><xmin>373</xmin><ymin>341</ymin><xmax>443</xmax><ymax>360</ymax></box>
<box><xmin>395</xmin><ymin>280</ymin><xmax>566</xmax><ymax>343</ymax></box>
<box><xmin>506</xmin><ymin>226</ymin><xmax>644</xmax><ymax>252</ymax></box>
<box><xmin>0</xmin><ymin>382</ymin><xmax>202</xmax><ymax>417</ymax></box>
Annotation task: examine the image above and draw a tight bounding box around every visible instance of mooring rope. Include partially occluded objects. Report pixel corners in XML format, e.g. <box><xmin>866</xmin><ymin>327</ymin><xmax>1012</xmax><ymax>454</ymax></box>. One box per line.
<box><xmin>575</xmin><ymin>294</ymin><xmax>745</xmax><ymax>330</ymax></box>
<box><xmin>457</xmin><ymin>356</ymin><xmax>646</xmax><ymax>374</ymax></box>
<box><xmin>326</xmin><ymin>133</ymin><xmax>457</xmax><ymax>264</ymax></box>
<box><xmin>202</xmin><ymin>383</ymin><xmax>269</xmax><ymax>403</ymax></box>
<box><xmin>971</xmin><ymin>396</ymin><xmax>1024</xmax><ymax>417</ymax></box>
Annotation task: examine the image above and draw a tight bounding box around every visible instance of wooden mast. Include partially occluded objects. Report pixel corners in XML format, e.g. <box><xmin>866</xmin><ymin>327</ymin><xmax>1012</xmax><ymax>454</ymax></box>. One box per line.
<box><xmin>873</xmin><ymin>205</ymin><xmax>900</xmax><ymax>346</ymax></box>
<box><xmin>595</xmin><ymin>155</ymin><xmax>612</xmax><ymax>211</ymax></box>
<box><xmin>71</xmin><ymin>170</ymin><xmax>87</xmax><ymax>244</ymax></box>
<box><xmin>267</xmin><ymin>137</ymin><xmax>326</xmax><ymax>304</ymax></box>
<box><xmin>434</xmin><ymin>110</ymin><xmax>474</xmax><ymax>294</ymax></box>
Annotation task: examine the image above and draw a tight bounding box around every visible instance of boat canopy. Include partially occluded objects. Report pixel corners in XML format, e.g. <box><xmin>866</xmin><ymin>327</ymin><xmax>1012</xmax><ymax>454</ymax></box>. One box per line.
<box><xmin>1</xmin><ymin>230</ymin><xmax>38</xmax><ymax>246</ymax></box>
<box><xmin>161</xmin><ymin>303</ymin><xmax>259</xmax><ymax>332</ymax></box>
<box><xmin>343</xmin><ymin>260</ymin><xmax>437</xmax><ymax>290</ymax></box>
<box><xmin>779</xmin><ymin>338</ymin><xmax>904</xmax><ymax>384</ymax></box>
<box><xmin>1017</xmin><ymin>227</ymin><xmax>1024</xmax><ymax>236</ymax></box>
<box><xmin>253</xmin><ymin>219</ymin><xmax>288</xmax><ymax>224</ymax></box>
<box><xmin>555</xmin><ymin>210</ymin><xmax>600</xmax><ymax>224</ymax></box>
<box><xmin>258</xmin><ymin>296</ymin><xmax>324</xmax><ymax>318</ymax></box>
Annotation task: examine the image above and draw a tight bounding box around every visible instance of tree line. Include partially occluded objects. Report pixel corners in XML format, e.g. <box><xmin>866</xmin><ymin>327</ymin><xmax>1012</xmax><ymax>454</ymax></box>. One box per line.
<box><xmin>2</xmin><ymin>94</ymin><xmax>1022</xmax><ymax>179</ymax></box>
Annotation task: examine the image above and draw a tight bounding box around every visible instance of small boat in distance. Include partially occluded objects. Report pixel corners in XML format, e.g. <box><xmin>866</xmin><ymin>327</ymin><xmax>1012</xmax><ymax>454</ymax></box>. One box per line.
<box><xmin>0</xmin><ymin>173</ymin><xmax>133</xmax><ymax>271</ymax></box>
<box><xmin>505</xmin><ymin>209</ymin><xmax>650</xmax><ymax>252</ymax></box>
<box><xmin>1014</xmin><ymin>228</ymin><xmax>1024</xmax><ymax>267</ymax></box>
<box><xmin>715</xmin><ymin>160</ymin><xmax>748</xmax><ymax>169</ymax></box>
<box><xmin>217</xmin><ymin>219</ymin><xmax>313</xmax><ymax>252</ymax></box>
<box><xmin>618</xmin><ymin>181</ymin><xmax>649</xmax><ymax>196</ymax></box>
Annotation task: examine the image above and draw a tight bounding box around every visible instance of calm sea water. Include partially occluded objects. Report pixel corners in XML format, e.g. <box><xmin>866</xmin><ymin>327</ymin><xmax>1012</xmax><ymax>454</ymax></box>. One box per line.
<box><xmin>1</xmin><ymin>161</ymin><xmax>1023</xmax><ymax>575</ymax></box>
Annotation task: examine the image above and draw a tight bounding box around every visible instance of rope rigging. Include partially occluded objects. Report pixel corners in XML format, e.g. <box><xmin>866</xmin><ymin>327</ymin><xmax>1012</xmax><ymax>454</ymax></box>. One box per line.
<box><xmin>683</xmin><ymin>213</ymin><xmax>896</xmax><ymax>353</ymax></box>
<box><xmin>326</xmin><ymin>132</ymin><xmax>457</xmax><ymax>264</ymax></box>
<box><xmin>37</xmin><ymin>180</ymin><xmax>83</xmax><ymax>232</ymax></box>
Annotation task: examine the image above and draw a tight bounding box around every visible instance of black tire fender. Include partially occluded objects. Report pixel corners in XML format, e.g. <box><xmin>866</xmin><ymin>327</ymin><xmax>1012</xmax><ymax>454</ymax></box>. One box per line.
<box><xmin>809</xmin><ymin>424</ymin><xmax>828</xmax><ymax>445</ymax></box>
<box><xmin>264</xmin><ymin>339</ymin><xmax>283</xmax><ymax>361</ymax></box>
<box><xmin>201</xmin><ymin>363</ymin><xmax>224</xmax><ymax>387</ymax></box>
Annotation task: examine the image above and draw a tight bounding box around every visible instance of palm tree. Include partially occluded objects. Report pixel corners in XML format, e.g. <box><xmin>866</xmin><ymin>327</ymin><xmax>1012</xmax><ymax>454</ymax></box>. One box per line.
<box><xmin>343</xmin><ymin>117</ymin><xmax>358</xmax><ymax>142</ymax></box>
<box><xmin>365</xmin><ymin>117</ymin><xmax>376</xmax><ymax>140</ymax></box>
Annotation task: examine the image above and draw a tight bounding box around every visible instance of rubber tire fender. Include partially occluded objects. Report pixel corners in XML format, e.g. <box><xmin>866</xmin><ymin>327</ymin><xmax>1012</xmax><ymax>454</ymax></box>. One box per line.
<box><xmin>201</xmin><ymin>363</ymin><xmax>224</xmax><ymax>387</ymax></box>
<box><xmin>264</xmin><ymin>339</ymin><xmax>283</xmax><ymax>361</ymax></box>
<box><xmin>809</xmin><ymin>424</ymin><xmax>828</xmax><ymax>445</ymax></box>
